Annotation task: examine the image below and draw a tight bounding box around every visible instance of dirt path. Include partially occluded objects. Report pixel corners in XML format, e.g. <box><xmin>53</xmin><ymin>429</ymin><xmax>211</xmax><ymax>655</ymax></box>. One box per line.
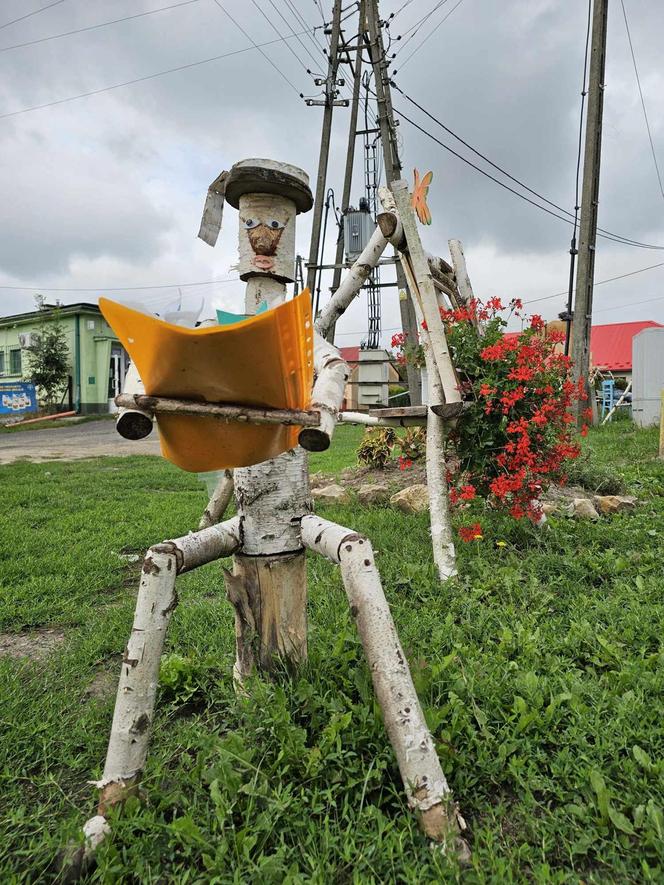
<box><xmin>0</xmin><ymin>419</ymin><xmax>161</xmax><ymax>464</ymax></box>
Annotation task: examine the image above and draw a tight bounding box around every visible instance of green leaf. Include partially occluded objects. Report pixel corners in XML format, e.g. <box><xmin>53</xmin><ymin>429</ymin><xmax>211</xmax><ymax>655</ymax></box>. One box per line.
<box><xmin>608</xmin><ymin>805</ymin><xmax>635</xmax><ymax>835</ymax></box>
<box><xmin>635</xmin><ymin>575</ymin><xmax>645</xmax><ymax>590</ymax></box>
<box><xmin>646</xmin><ymin>800</ymin><xmax>664</xmax><ymax>839</ymax></box>
<box><xmin>590</xmin><ymin>769</ymin><xmax>610</xmax><ymax>820</ymax></box>
<box><xmin>632</xmin><ymin>745</ymin><xmax>652</xmax><ymax>769</ymax></box>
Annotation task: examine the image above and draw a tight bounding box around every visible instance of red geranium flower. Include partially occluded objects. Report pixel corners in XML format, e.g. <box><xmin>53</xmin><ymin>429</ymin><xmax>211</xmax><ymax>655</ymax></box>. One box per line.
<box><xmin>458</xmin><ymin>522</ymin><xmax>483</xmax><ymax>542</ymax></box>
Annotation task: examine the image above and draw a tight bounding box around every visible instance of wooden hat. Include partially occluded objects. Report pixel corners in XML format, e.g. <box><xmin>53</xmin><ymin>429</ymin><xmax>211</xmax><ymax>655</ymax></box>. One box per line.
<box><xmin>224</xmin><ymin>158</ymin><xmax>313</xmax><ymax>214</ymax></box>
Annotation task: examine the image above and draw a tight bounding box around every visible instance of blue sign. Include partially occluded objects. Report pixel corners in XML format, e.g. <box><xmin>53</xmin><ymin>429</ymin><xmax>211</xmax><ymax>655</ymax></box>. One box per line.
<box><xmin>0</xmin><ymin>382</ymin><xmax>38</xmax><ymax>415</ymax></box>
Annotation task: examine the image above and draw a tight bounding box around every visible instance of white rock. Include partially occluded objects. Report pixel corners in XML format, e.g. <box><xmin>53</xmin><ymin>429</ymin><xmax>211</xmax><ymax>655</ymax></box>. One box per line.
<box><xmin>312</xmin><ymin>484</ymin><xmax>350</xmax><ymax>505</ymax></box>
<box><xmin>356</xmin><ymin>483</ymin><xmax>390</xmax><ymax>505</ymax></box>
<box><xmin>390</xmin><ymin>484</ymin><xmax>429</xmax><ymax>515</ymax></box>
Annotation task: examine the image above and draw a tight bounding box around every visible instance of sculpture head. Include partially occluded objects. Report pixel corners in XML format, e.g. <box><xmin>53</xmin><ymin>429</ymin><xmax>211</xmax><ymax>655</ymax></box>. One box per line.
<box><xmin>224</xmin><ymin>159</ymin><xmax>313</xmax><ymax>283</ymax></box>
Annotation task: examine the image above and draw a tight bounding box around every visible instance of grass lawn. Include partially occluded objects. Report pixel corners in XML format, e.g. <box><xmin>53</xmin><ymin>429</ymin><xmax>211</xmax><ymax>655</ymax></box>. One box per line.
<box><xmin>0</xmin><ymin>423</ymin><xmax>663</xmax><ymax>882</ymax></box>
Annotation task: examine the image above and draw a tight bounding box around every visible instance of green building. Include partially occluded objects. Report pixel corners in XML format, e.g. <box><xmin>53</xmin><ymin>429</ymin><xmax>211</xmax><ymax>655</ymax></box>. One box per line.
<box><xmin>0</xmin><ymin>302</ymin><xmax>128</xmax><ymax>414</ymax></box>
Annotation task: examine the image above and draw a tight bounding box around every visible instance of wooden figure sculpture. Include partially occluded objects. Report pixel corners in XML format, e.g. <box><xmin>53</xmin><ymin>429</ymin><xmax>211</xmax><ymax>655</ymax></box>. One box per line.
<box><xmin>76</xmin><ymin>158</ymin><xmax>471</xmax><ymax>871</ymax></box>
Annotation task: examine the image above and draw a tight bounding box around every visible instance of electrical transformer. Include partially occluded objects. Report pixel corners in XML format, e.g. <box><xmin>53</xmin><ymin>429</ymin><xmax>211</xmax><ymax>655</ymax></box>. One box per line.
<box><xmin>343</xmin><ymin>199</ymin><xmax>374</xmax><ymax>263</ymax></box>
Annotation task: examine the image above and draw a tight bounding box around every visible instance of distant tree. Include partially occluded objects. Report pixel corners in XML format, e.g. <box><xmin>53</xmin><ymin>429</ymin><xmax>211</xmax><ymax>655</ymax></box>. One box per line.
<box><xmin>26</xmin><ymin>295</ymin><xmax>71</xmax><ymax>407</ymax></box>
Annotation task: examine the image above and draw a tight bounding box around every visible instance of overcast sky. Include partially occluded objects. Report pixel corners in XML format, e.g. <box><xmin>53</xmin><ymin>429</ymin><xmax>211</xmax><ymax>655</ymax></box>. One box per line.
<box><xmin>0</xmin><ymin>0</ymin><xmax>663</xmax><ymax>345</ymax></box>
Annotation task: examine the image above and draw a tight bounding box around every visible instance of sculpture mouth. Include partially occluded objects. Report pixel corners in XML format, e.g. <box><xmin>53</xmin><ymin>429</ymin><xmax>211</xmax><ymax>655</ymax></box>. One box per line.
<box><xmin>253</xmin><ymin>255</ymin><xmax>275</xmax><ymax>271</ymax></box>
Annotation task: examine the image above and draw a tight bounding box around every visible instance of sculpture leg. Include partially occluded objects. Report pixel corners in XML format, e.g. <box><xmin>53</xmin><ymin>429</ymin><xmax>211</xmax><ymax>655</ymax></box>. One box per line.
<box><xmin>77</xmin><ymin>519</ymin><xmax>241</xmax><ymax>868</ymax></box>
<box><xmin>301</xmin><ymin>514</ymin><xmax>468</xmax><ymax>858</ymax></box>
<box><xmin>229</xmin><ymin>448</ymin><xmax>310</xmax><ymax>679</ymax></box>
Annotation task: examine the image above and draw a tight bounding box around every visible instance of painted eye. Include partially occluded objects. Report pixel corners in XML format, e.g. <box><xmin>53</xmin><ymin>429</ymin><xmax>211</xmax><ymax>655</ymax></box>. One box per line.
<box><xmin>267</xmin><ymin>219</ymin><xmax>285</xmax><ymax>230</ymax></box>
<box><xmin>243</xmin><ymin>218</ymin><xmax>260</xmax><ymax>229</ymax></box>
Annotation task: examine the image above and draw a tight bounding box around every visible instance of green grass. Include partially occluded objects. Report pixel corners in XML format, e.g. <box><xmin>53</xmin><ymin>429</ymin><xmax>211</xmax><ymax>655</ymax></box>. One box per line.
<box><xmin>0</xmin><ymin>424</ymin><xmax>663</xmax><ymax>882</ymax></box>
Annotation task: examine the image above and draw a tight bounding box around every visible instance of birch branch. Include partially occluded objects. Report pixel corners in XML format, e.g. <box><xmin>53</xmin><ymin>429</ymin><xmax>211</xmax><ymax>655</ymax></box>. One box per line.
<box><xmin>399</xmin><ymin>255</ymin><xmax>458</xmax><ymax>581</ymax></box>
<box><xmin>448</xmin><ymin>239</ymin><xmax>477</xmax><ymax>316</ymax></box>
<box><xmin>391</xmin><ymin>181</ymin><xmax>461</xmax><ymax>408</ymax></box>
<box><xmin>116</xmin><ymin>362</ymin><xmax>154</xmax><ymax>440</ymax></box>
<box><xmin>601</xmin><ymin>380</ymin><xmax>632</xmax><ymax>425</ymax></box>
<box><xmin>115</xmin><ymin>394</ymin><xmax>320</xmax><ymax>428</ymax></box>
<box><xmin>315</xmin><ymin>225</ymin><xmax>388</xmax><ymax>338</ymax></box>
<box><xmin>199</xmin><ymin>469</ymin><xmax>234</xmax><ymax>529</ymax></box>
<box><xmin>80</xmin><ymin>516</ymin><xmax>242</xmax><ymax>867</ymax></box>
<box><xmin>339</xmin><ymin>410</ymin><xmax>427</xmax><ymax>427</ymax></box>
<box><xmin>301</xmin><ymin>515</ymin><xmax>467</xmax><ymax>856</ymax></box>
<box><xmin>298</xmin><ymin>333</ymin><xmax>349</xmax><ymax>452</ymax></box>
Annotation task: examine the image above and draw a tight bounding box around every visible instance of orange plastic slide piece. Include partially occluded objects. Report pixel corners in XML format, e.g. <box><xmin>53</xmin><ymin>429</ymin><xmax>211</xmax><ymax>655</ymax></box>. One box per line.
<box><xmin>100</xmin><ymin>290</ymin><xmax>313</xmax><ymax>472</ymax></box>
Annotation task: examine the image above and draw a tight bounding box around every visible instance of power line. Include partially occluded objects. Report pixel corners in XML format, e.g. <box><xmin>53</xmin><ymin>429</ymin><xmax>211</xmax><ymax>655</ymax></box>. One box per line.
<box><xmin>265</xmin><ymin>0</ymin><xmax>322</xmax><ymax>72</ymax></box>
<box><xmin>594</xmin><ymin>292</ymin><xmax>664</xmax><ymax>313</ymax></box>
<box><xmin>0</xmin><ymin>31</ymin><xmax>311</xmax><ymax>120</ymax></box>
<box><xmin>390</xmin><ymin>0</ymin><xmax>417</xmax><ymax>22</ymax></box>
<box><xmin>0</xmin><ymin>0</ymin><xmax>201</xmax><ymax>54</ymax></box>
<box><xmin>210</xmin><ymin>0</ymin><xmax>302</xmax><ymax>96</ymax></box>
<box><xmin>620</xmin><ymin>0</ymin><xmax>664</xmax><ymax>202</ymax></box>
<box><xmin>392</xmin><ymin>90</ymin><xmax>664</xmax><ymax>250</ymax></box>
<box><xmin>0</xmin><ymin>0</ymin><xmax>66</xmax><ymax>32</ymax></box>
<box><xmin>248</xmin><ymin>0</ymin><xmax>310</xmax><ymax>77</ymax></box>
<box><xmin>523</xmin><ymin>260</ymin><xmax>664</xmax><ymax>306</ymax></box>
<box><xmin>396</xmin><ymin>0</ymin><xmax>466</xmax><ymax>71</ymax></box>
<box><xmin>396</xmin><ymin>0</ymin><xmax>447</xmax><ymax>42</ymax></box>
<box><xmin>0</xmin><ymin>277</ymin><xmax>240</xmax><ymax>292</ymax></box>
<box><xmin>283</xmin><ymin>0</ymin><xmax>328</xmax><ymax>65</ymax></box>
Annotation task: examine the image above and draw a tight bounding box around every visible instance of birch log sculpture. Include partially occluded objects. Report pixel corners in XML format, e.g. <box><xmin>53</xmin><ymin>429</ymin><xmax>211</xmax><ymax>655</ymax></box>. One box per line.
<box><xmin>399</xmin><ymin>235</ymin><xmax>458</xmax><ymax>581</ymax></box>
<box><xmin>199</xmin><ymin>469</ymin><xmax>234</xmax><ymax>529</ymax></box>
<box><xmin>115</xmin><ymin>361</ymin><xmax>153</xmax><ymax>440</ymax></box>
<box><xmin>74</xmin><ymin>158</ymin><xmax>467</xmax><ymax>873</ymax></box>
<box><xmin>391</xmin><ymin>180</ymin><xmax>462</xmax><ymax>416</ymax></box>
<box><xmin>301</xmin><ymin>515</ymin><xmax>466</xmax><ymax>851</ymax></box>
<box><xmin>448</xmin><ymin>239</ymin><xmax>476</xmax><ymax>311</ymax></box>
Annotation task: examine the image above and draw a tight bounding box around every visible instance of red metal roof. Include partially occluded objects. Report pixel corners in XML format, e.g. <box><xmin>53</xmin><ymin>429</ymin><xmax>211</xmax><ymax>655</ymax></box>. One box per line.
<box><xmin>505</xmin><ymin>321</ymin><xmax>663</xmax><ymax>371</ymax></box>
<box><xmin>590</xmin><ymin>321</ymin><xmax>663</xmax><ymax>371</ymax></box>
<box><xmin>339</xmin><ymin>346</ymin><xmax>360</xmax><ymax>363</ymax></box>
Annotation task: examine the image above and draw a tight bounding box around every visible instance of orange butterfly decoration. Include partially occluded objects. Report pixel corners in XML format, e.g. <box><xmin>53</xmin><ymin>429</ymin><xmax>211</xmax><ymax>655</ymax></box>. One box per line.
<box><xmin>411</xmin><ymin>168</ymin><xmax>433</xmax><ymax>225</ymax></box>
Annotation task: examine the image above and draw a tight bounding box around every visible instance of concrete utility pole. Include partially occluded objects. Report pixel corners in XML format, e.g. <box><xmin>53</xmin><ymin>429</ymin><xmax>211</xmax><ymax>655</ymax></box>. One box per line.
<box><xmin>306</xmin><ymin>0</ymin><xmax>346</xmax><ymax>295</ymax></box>
<box><xmin>571</xmin><ymin>0</ymin><xmax>609</xmax><ymax>425</ymax></box>
<box><xmin>326</xmin><ymin>0</ymin><xmax>366</xmax><ymax>344</ymax></box>
<box><xmin>365</xmin><ymin>0</ymin><xmax>421</xmax><ymax>404</ymax></box>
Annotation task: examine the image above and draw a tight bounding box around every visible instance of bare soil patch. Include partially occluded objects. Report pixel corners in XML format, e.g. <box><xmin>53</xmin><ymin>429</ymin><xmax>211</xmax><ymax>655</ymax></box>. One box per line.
<box><xmin>0</xmin><ymin>627</ymin><xmax>66</xmax><ymax>661</ymax></box>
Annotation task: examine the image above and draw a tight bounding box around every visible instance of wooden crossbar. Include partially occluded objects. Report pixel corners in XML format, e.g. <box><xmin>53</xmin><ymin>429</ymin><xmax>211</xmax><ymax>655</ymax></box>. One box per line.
<box><xmin>115</xmin><ymin>394</ymin><xmax>321</xmax><ymax>428</ymax></box>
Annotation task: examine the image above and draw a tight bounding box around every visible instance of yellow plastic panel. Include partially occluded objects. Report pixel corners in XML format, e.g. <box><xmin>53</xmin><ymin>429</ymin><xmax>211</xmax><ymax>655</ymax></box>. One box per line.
<box><xmin>100</xmin><ymin>290</ymin><xmax>313</xmax><ymax>471</ymax></box>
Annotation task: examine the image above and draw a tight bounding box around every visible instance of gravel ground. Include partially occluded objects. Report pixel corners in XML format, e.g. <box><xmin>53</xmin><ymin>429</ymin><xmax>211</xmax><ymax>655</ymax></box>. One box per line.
<box><xmin>0</xmin><ymin>419</ymin><xmax>161</xmax><ymax>464</ymax></box>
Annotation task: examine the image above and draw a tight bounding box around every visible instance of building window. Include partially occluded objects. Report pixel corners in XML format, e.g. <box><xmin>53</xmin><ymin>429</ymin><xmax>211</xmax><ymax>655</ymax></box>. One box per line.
<box><xmin>9</xmin><ymin>348</ymin><xmax>21</xmax><ymax>375</ymax></box>
<box><xmin>0</xmin><ymin>350</ymin><xmax>4</xmax><ymax>374</ymax></box>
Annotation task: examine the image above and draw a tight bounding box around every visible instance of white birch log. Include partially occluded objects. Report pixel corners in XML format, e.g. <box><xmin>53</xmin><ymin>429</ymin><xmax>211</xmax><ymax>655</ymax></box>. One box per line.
<box><xmin>88</xmin><ymin>518</ymin><xmax>241</xmax><ymax>818</ymax></box>
<box><xmin>115</xmin><ymin>394</ymin><xmax>320</xmax><ymax>428</ymax></box>
<box><xmin>391</xmin><ymin>181</ymin><xmax>461</xmax><ymax>409</ymax></box>
<box><xmin>400</xmin><ymin>256</ymin><xmax>458</xmax><ymax>582</ymax></box>
<box><xmin>299</xmin><ymin>333</ymin><xmax>348</xmax><ymax>452</ymax></box>
<box><xmin>301</xmin><ymin>514</ymin><xmax>467</xmax><ymax>854</ymax></box>
<box><xmin>425</xmin><ymin>393</ymin><xmax>458</xmax><ymax>581</ymax></box>
<box><xmin>237</xmin><ymin>193</ymin><xmax>297</xmax><ymax>282</ymax></box>
<box><xmin>601</xmin><ymin>380</ymin><xmax>632</xmax><ymax>425</ymax></box>
<box><xmin>339</xmin><ymin>411</ymin><xmax>427</xmax><ymax>427</ymax></box>
<box><xmin>448</xmin><ymin>240</ymin><xmax>476</xmax><ymax>311</ymax></box>
<box><xmin>315</xmin><ymin>225</ymin><xmax>388</xmax><ymax>339</ymax></box>
<box><xmin>227</xmin><ymin>270</ymin><xmax>312</xmax><ymax>679</ymax></box>
<box><xmin>199</xmin><ymin>469</ymin><xmax>234</xmax><ymax>529</ymax></box>
<box><xmin>94</xmin><ymin>549</ymin><xmax>178</xmax><ymax>812</ymax></box>
<box><xmin>156</xmin><ymin>517</ymin><xmax>241</xmax><ymax>573</ymax></box>
<box><xmin>116</xmin><ymin>361</ymin><xmax>153</xmax><ymax>440</ymax></box>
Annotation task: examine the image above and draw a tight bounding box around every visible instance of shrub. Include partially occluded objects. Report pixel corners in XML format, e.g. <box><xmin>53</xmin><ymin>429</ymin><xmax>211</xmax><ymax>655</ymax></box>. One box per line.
<box><xmin>396</xmin><ymin>427</ymin><xmax>426</xmax><ymax>462</ymax></box>
<box><xmin>356</xmin><ymin>427</ymin><xmax>396</xmax><ymax>468</ymax></box>
<box><xmin>393</xmin><ymin>297</ymin><xmax>585</xmax><ymax>527</ymax></box>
